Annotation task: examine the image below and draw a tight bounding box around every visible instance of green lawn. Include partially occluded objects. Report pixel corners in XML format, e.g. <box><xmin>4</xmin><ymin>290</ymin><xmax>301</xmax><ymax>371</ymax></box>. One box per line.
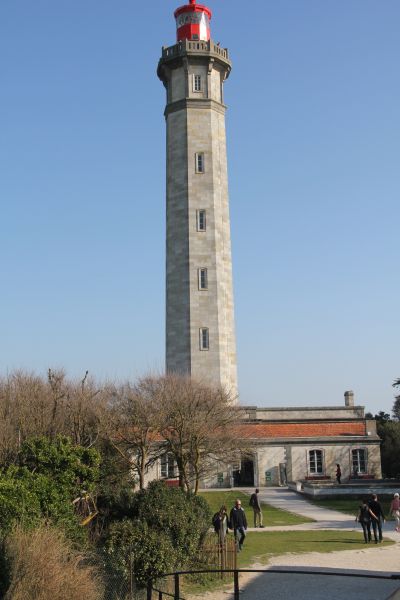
<box><xmin>308</xmin><ymin>496</ymin><xmax>395</xmax><ymax>520</ymax></box>
<box><xmin>199</xmin><ymin>490</ymin><xmax>313</xmax><ymax>526</ymax></box>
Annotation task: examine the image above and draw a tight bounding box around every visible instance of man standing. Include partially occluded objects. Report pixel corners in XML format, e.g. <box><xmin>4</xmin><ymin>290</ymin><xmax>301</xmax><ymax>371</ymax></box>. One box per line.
<box><xmin>336</xmin><ymin>464</ymin><xmax>341</xmax><ymax>485</ymax></box>
<box><xmin>250</xmin><ymin>488</ymin><xmax>264</xmax><ymax>528</ymax></box>
<box><xmin>368</xmin><ymin>493</ymin><xmax>385</xmax><ymax>543</ymax></box>
<box><xmin>229</xmin><ymin>499</ymin><xmax>247</xmax><ymax>551</ymax></box>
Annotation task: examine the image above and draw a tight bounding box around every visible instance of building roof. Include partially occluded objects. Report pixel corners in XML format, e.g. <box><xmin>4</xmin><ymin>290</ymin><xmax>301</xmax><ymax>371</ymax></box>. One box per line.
<box><xmin>236</xmin><ymin>421</ymin><xmax>367</xmax><ymax>439</ymax></box>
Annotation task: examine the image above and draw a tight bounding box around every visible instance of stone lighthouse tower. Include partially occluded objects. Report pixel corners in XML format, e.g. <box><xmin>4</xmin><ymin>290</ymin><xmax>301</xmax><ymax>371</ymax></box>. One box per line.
<box><xmin>157</xmin><ymin>0</ymin><xmax>238</xmax><ymax>399</ymax></box>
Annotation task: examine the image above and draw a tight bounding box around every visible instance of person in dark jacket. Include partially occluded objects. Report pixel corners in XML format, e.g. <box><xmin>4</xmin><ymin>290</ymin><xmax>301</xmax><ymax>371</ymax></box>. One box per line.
<box><xmin>336</xmin><ymin>464</ymin><xmax>341</xmax><ymax>484</ymax></box>
<box><xmin>250</xmin><ymin>488</ymin><xmax>264</xmax><ymax>527</ymax></box>
<box><xmin>357</xmin><ymin>497</ymin><xmax>376</xmax><ymax>543</ymax></box>
<box><xmin>229</xmin><ymin>499</ymin><xmax>247</xmax><ymax>551</ymax></box>
<box><xmin>368</xmin><ymin>494</ymin><xmax>385</xmax><ymax>543</ymax></box>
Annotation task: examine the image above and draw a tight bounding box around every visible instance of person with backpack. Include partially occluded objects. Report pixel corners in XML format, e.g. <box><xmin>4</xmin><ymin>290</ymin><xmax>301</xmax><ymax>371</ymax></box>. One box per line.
<box><xmin>229</xmin><ymin>499</ymin><xmax>247</xmax><ymax>551</ymax></box>
<box><xmin>212</xmin><ymin>505</ymin><xmax>228</xmax><ymax>543</ymax></box>
<box><xmin>356</xmin><ymin>497</ymin><xmax>377</xmax><ymax>543</ymax></box>
<box><xmin>249</xmin><ymin>488</ymin><xmax>264</xmax><ymax>528</ymax></box>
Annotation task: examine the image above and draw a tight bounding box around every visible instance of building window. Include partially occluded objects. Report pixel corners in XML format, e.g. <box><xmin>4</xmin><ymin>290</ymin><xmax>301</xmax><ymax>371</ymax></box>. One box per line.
<box><xmin>195</xmin><ymin>153</ymin><xmax>204</xmax><ymax>173</ymax></box>
<box><xmin>161</xmin><ymin>453</ymin><xmax>176</xmax><ymax>479</ymax></box>
<box><xmin>197</xmin><ymin>209</ymin><xmax>206</xmax><ymax>231</ymax></box>
<box><xmin>198</xmin><ymin>268</ymin><xmax>208</xmax><ymax>290</ymax></box>
<box><xmin>309</xmin><ymin>450</ymin><xmax>323</xmax><ymax>474</ymax></box>
<box><xmin>199</xmin><ymin>327</ymin><xmax>209</xmax><ymax>350</ymax></box>
<box><xmin>352</xmin><ymin>449</ymin><xmax>367</xmax><ymax>475</ymax></box>
<box><xmin>193</xmin><ymin>74</ymin><xmax>202</xmax><ymax>92</ymax></box>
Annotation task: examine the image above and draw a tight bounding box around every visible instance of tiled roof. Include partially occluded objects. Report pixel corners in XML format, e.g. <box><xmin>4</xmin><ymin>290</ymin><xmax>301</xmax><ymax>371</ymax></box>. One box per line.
<box><xmin>236</xmin><ymin>421</ymin><xmax>366</xmax><ymax>439</ymax></box>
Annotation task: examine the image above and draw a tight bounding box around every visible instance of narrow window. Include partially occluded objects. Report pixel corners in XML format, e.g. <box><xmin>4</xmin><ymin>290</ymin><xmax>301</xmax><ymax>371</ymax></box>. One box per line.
<box><xmin>197</xmin><ymin>209</ymin><xmax>206</xmax><ymax>231</ymax></box>
<box><xmin>195</xmin><ymin>153</ymin><xmax>204</xmax><ymax>173</ymax></box>
<box><xmin>199</xmin><ymin>327</ymin><xmax>209</xmax><ymax>350</ymax></box>
<box><xmin>161</xmin><ymin>453</ymin><xmax>176</xmax><ymax>478</ymax></box>
<box><xmin>309</xmin><ymin>450</ymin><xmax>323</xmax><ymax>474</ymax></box>
<box><xmin>198</xmin><ymin>268</ymin><xmax>208</xmax><ymax>290</ymax></box>
<box><xmin>352</xmin><ymin>449</ymin><xmax>367</xmax><ymax>474</ymax></box>
<box><xmin>193</xmin><ymin>74</ymin><xmax>201</xmax><ymax>91</ymax></box>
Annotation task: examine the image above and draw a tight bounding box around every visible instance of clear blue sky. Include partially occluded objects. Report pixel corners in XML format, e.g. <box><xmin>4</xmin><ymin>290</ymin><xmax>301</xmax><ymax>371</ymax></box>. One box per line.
<box><xmin>1</xmin><ymin>1</ymin><xmax>399</xmax><ymax>415</ymax></box>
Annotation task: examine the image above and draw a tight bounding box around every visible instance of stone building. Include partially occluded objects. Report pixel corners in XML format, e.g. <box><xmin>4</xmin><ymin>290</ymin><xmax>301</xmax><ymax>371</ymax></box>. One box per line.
<box><xmin>144</xmin><ymin>390</ymin><xmax>382</xmax><ymax>488</ymax></box>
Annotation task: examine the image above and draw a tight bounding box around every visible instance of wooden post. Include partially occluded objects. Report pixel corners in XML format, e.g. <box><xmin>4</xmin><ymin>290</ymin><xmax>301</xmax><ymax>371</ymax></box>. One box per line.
<box><xmin>147</xmin><ymin>580</ymin><xmax>152</xmax><ymax>600</ymax></box>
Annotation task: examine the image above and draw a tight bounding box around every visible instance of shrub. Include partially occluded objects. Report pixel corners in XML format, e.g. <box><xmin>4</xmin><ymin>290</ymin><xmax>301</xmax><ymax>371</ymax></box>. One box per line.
<box><xmin>18</xmin><ymin>435</ymin><xmax>100</xmax><ymax>495</ymax></box>
<box><xmin>104</xmin><ymin>519</ymin><xmax>178</xmax><ymax>586</ymax></box>
<box><xmin>0</xmin><ymin>436</ymin><xmax>100</xmax><ymax>542</ymax></box>
<box><xmin>3</xmin><ymin>526</ymin><xmax>103</xmax><ymax>600</ymax></box>
<box><xmin>102</xmin><ymin>481</ymin><xmax>211</xmax><ymax>587</ymax></box>
<box><xmin>131</xmin><ymin>480</ymin><xmax>211</xmax><ymax>559</ymax></box>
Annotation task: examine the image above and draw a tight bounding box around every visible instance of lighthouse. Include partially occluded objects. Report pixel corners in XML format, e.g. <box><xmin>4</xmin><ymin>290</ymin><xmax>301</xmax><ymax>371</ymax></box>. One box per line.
<box><xmin>157</xmin><ymin>0</ymin><xmax>238</xmax><ymax>400</ymax></box>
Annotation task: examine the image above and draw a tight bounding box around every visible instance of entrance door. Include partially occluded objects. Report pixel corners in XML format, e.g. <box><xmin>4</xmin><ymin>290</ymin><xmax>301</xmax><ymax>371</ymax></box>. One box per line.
<box><xmin>240</xmin><ymin>458</ymin><xmax>254</xmax><ymax>486</ymax></box>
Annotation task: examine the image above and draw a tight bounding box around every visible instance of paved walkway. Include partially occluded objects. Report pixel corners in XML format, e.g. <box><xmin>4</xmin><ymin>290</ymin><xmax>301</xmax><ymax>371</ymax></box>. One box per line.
<box><xmin>242</xmin><ymin>487</ymin><xmax>400</xmax><ymax>541</ymax></box>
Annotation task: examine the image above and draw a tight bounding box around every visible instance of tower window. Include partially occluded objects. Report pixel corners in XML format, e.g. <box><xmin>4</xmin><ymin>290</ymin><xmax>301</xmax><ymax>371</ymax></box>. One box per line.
<box><xmin>193</xmin><ymin>74</ymin><xmax>202</xmax><ymax>92</ymax></box>
<box><xmin>198</xmin><ymin>268</ymin><xmax>208</xmax><ymax>290</ymax></box>
<box><xmin>199</xmin><ymin>327</ymin><xmax>209</xmax><ymax>350</ymax></box>
<box><xmin>197</xmin><ymin>209</ymin><xmax>206</xmax><ymax>231</ymax></box>
<box><xmin>195</xmin><ymin>153</ymin><xmax>204</xmax><ymax>173</ymax></box>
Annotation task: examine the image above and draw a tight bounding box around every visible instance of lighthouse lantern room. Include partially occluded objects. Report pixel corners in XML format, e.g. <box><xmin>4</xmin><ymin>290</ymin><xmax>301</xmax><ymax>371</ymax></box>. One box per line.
<box><xmin>174</xmin><ymin>0</ymin><xmax>212</xmax><ymax>42</ymax></box>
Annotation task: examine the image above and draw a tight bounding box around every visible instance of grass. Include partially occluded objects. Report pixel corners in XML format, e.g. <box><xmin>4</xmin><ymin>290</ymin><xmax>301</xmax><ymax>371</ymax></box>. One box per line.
<box><xmin>308</xmin><ymin>496</ymin><xmax>395</xmax><ymax>520</ymax></box>
<box><xmin>199</xmin><ymin>490</ymin><xmax>313</xmax><ymax>526</ymax></box>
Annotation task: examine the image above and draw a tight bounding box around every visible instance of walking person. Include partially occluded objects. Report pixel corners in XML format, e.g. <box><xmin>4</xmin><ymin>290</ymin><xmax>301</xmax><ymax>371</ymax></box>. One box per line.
<box><xmin>212</xmin><ymin>505</ymin><xmax>229</xmax><ymax>544</ymax></box>
<box><xmin>229</xmin><ymin>499</ymin><xmax>247</xmax><ymax>552</ymax></box>
<box><xmin>389</xmin><ymin>493</ymin><xmax>400</xmax><ymax>531</ymax></box>
<box><xmin>249</xmin><ymin>488</ymin><xmax>264</xmax><ymax>528</ymax></box>
<box><xmin>336</xmin><ymin>464</ymin><xmax>341</xmax><ymax>485</ymax></box>
<box><xmin>368</xmin><ymin>494</ymin><xmax>385</xmax><ymax>543</ymax></box>
<box><xmin>357</xmin><ymin>498</ymin><xmax>376</xmax><ymax>543</ymax></box>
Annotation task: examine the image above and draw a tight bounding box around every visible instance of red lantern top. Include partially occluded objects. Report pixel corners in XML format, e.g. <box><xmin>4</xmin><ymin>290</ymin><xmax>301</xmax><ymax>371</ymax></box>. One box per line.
<box><xmin>174</xmin><ymin>0</ymin><xmax>212</xmax><ymax>42</ymax></box>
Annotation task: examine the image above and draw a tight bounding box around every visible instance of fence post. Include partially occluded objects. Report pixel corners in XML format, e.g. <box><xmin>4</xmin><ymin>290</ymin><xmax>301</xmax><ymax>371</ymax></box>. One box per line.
<box><xmin>174</xmin><ymin>573</ymin><xmax>180</xmax><ymax>600</ymax></box>
<box><xmin>234</xmin><ymin>570</ymin><xmax>239</xmax><ymax>600</ymax></box>
<box><xmin>147</xmin><ymin>580</ymin><xmax>153</xmax><ymax>600</ymax></box>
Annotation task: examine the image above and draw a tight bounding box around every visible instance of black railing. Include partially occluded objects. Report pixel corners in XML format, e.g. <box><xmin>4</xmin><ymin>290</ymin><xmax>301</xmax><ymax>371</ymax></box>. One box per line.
<box><xmin>146</xmin><ymin>568</ymin><xmax>400</xmax><ymax>600</ymax></box>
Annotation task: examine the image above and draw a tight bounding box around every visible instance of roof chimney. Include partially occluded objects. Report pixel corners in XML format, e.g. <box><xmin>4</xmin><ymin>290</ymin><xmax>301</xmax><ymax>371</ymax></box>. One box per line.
<box><xmin>344</xmin><ymin>390</ymin><xmax>354</xmax><ymax>407</ymax></box>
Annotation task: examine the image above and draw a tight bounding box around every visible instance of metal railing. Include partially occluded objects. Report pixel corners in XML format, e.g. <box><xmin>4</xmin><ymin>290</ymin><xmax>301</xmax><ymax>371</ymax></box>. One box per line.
<box><xmin>146</xmin><ymin>568</ymin><xmax>400</xmax><ymax>600</ymax></box>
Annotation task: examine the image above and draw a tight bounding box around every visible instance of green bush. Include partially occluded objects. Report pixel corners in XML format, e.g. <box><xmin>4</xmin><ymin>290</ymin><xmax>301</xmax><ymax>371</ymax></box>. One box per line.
<box><xmin>0</xmin><ymin>436</ymin><xmax>100</xmax><ymax>541</ymax></box>
<box><xmin>18</xmin><ymin>436</ymin><xmax>100</xmax><ymax>496</ymax></box>
<box><xmin>104</xmin><ymin>519</ymin><xmax>178</xmax><ymax>586</ymax></box>
<box><xmin>102</xmin><ymin>481</ymin><xmax>211</xmax><ymax>587</ymax></box>
<box><xmin>131</xmin><ymin>481</ymin><xmax>211</xmax><ymax>559</ymax></box>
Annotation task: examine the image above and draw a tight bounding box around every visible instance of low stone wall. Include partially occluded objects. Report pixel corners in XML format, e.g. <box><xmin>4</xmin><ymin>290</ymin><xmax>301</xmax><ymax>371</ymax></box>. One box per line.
<box><xmin>289</xmin><ymin>480</ymin><xmax>400</xmax><ymax>497</ymax></box>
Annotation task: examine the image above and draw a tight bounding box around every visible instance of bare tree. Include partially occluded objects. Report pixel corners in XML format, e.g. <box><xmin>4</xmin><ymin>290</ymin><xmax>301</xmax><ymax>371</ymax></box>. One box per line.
<box><xmin>0</xmin><ymin>370</ymin><xmax>105</xmax><ymax>467</ymax></box>
<box><xmin>146</xmin><ymin>374</ymin><xmax>247</xmax><ymax>493</ymax></box>
<box><xmin>102</xmin><ymin>380</ymin><xmax>163</xmax><ymax>489</ymax></box>
<box><xmin>63</xmin><ymin>371</ymin><xmax>103</xmax><ymax>447</ymax></box>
